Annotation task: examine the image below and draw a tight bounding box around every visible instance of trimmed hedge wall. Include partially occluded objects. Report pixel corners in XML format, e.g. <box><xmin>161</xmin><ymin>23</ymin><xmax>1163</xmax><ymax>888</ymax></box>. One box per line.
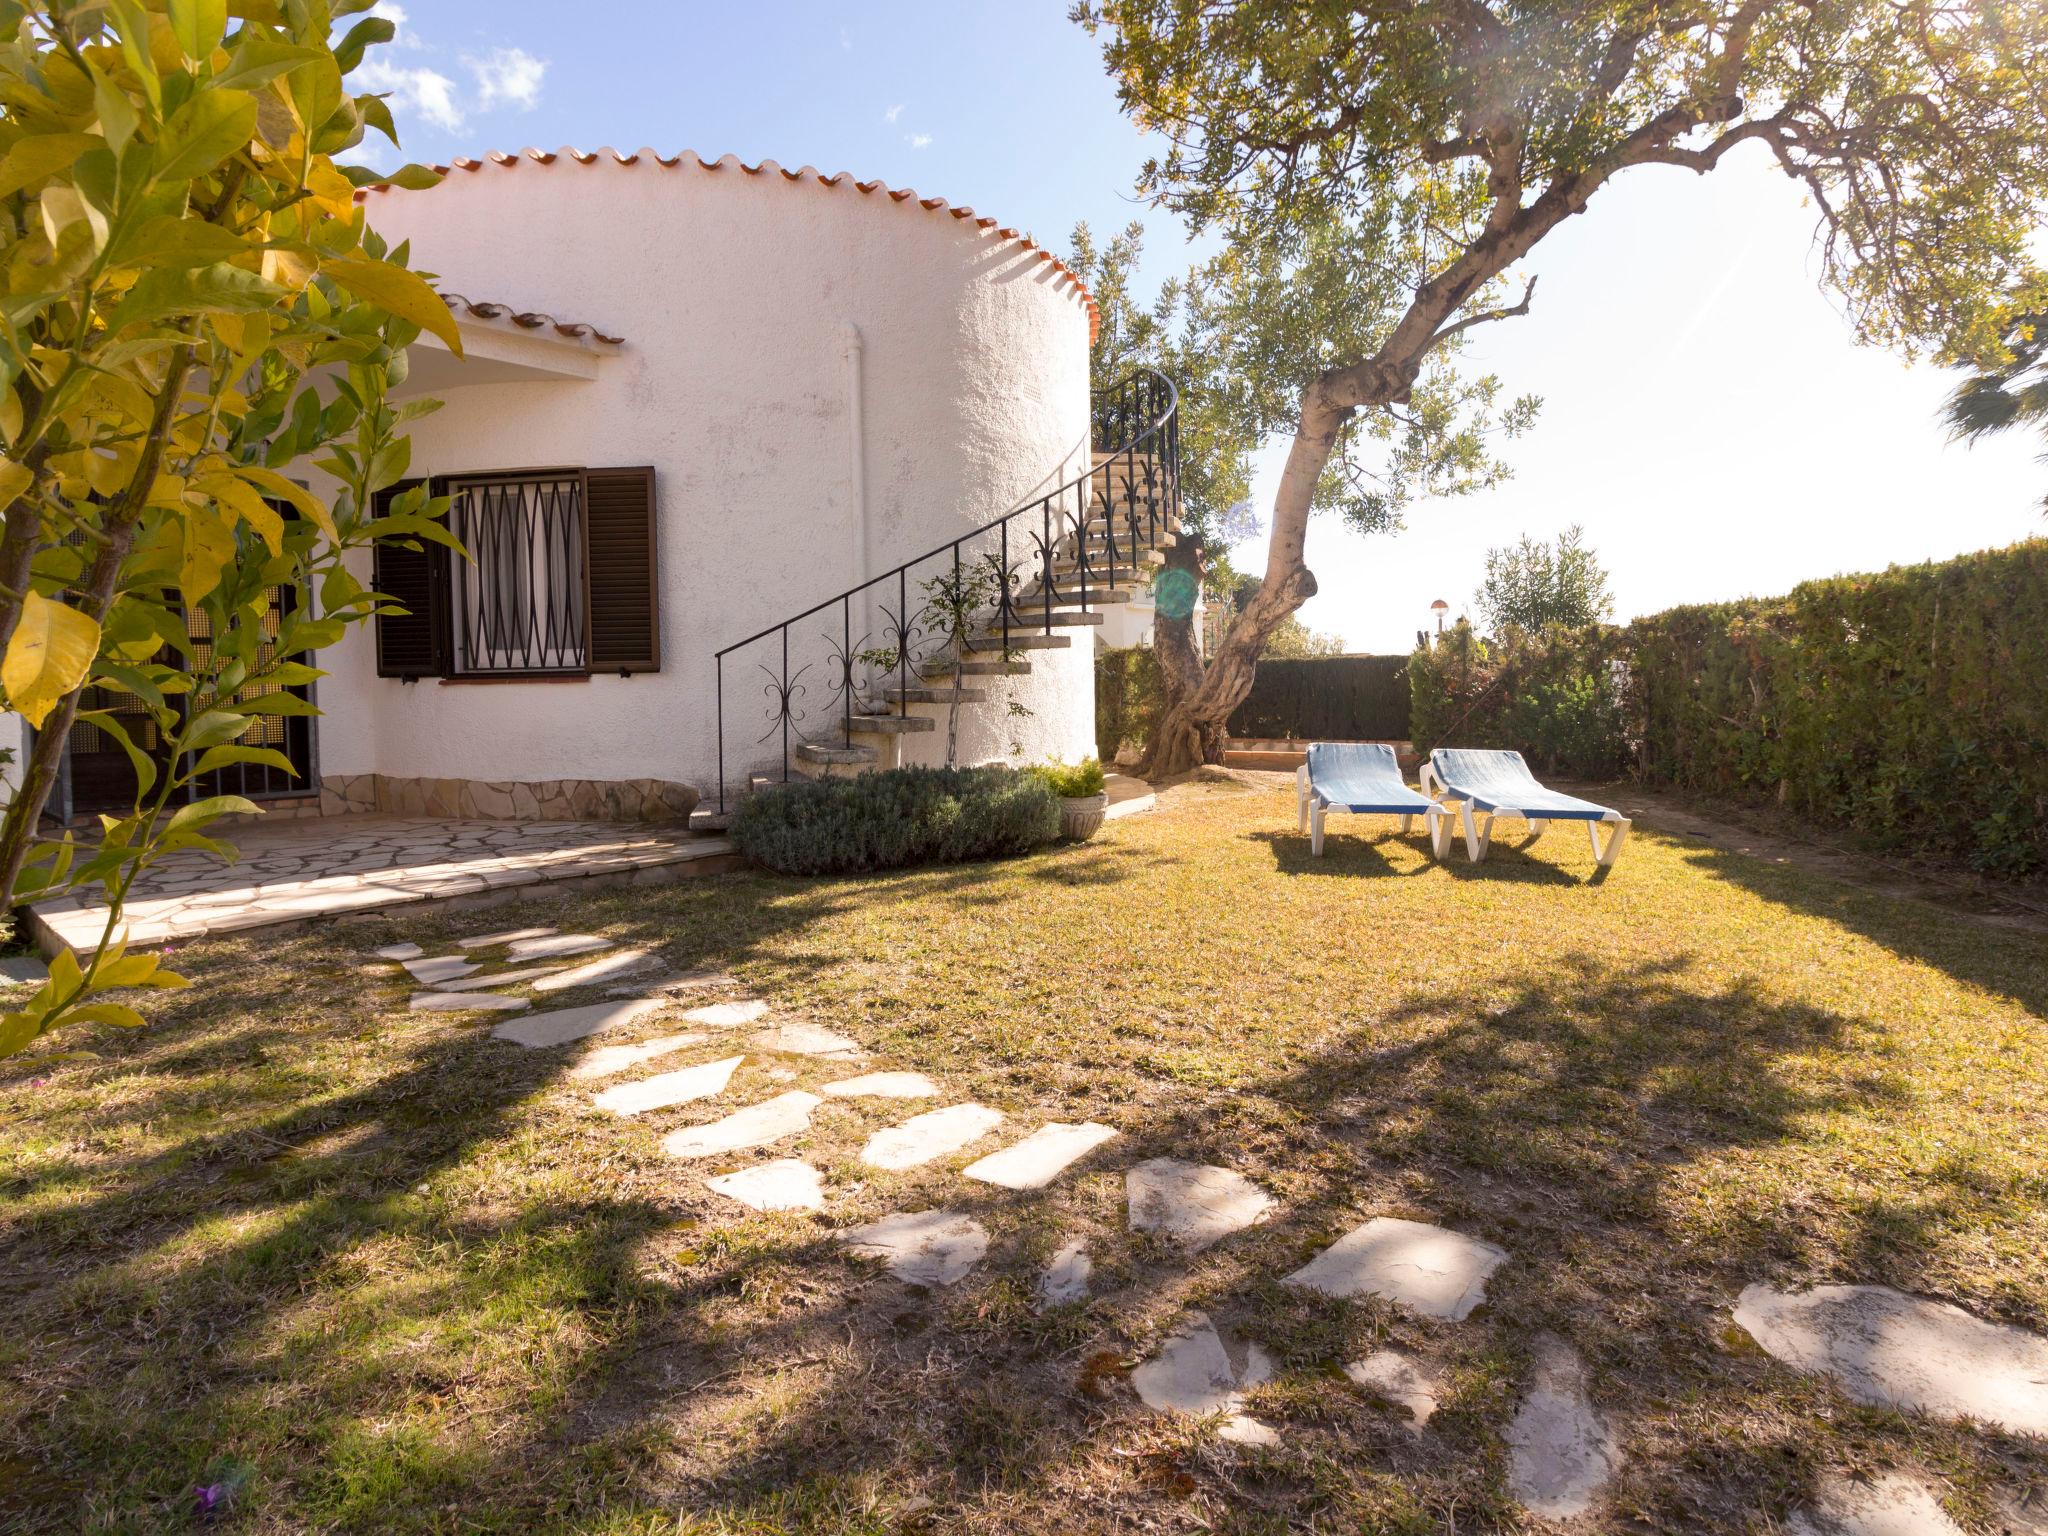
<box><xmin>1226</xmin><ymin>655</ymin><xmax>1412</xmax><ymax>740</ymax></box>
<box><xmin>1404</xmin><ymin>539</ymin><xmax>2048</xmax><ymax>878</ymax></box>
<box><xmin>1626</xmin><ymin>541</ymin><xmax>2048</xmax><ymax>877</ymax></box>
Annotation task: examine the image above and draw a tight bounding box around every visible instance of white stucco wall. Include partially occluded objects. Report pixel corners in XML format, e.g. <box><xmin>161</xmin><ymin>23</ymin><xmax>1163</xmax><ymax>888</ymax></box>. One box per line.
<box><xmin>313</xmin><ymin>150</ymin><xmax>1097</xmax><ymax>794</ymax></box>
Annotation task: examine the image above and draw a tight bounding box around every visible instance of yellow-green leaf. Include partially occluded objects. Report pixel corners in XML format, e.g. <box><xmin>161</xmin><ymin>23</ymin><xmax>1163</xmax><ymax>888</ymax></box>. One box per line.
<box><xmin>195</xmin><ymin>472</ymin><xmax>284</xmax><ymax>554</ymax></box>
<box><xmin>2</xmin><ymin>592</ymin><xmax>101</xmax><ymax>729</ymax></box>
<box><xmin>0</xmin><ymin>458</ymin><xmax>32</xmax><ymax>505</ymax></box>
<box><xmin>178</xmin><ymin>507</ymin><xmax>237</xmax><ymax>610</ymax></box>
<box><xmin>150</xmin><ymin>88</ymin><xmax>257</xmax><ymax>186</ymax></box>
<box><xmin>167</xmin><ymin>0</ymin><xmax>228</xmax><ymax>62</ymax></box>
<box><xmin>0</xmin><ymin>133</ymin><xmax>99</xmax><ymax>200</ymax></box>
<box><xmin>235</xmin><ymin>465</ymin><xmax>336</xmax><ymax>540</ymax></box>
<box><xmin>322</xmin><ymin>257</ymin><xmax>463</xmax><ymax>355</ymax></box>
<box><xmin>64</xmin><ymin>1002</ymin><xmax>149</xmax><ymax>1030</ymax></box>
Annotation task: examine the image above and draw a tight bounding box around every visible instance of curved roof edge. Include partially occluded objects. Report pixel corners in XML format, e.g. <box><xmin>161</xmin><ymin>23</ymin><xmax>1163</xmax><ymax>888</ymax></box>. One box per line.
<box><xmin>358</xmin><ymin>147</ymin><xmax>1102</xmax><ymax>346</ymax></box>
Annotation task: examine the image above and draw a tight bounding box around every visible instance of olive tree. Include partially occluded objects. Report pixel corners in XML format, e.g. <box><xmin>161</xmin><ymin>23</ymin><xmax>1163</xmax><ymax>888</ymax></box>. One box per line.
<box><xmin>1077</xmin><ymin>0</ymin><xmax>2048</xmax><ymax>773</ymax></box>
<box><xmin>0</xmin><ymin>0</ymin><xmax>458</xmax><ymax>1058</ymax></box>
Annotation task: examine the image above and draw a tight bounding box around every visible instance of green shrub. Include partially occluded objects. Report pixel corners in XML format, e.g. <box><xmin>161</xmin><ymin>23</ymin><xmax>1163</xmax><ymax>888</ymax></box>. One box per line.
<box><xmin>1096</xmin><ymin>646</ymin><xmax>1164</xmax><ymax>760</ymax></box>
<box><xmin>1408</xmin><ymin>621</ymin><xmax>1628</xmax><ymax>778</ymax></box>
<box><xmin>1032</xmin><ymin>757</ymin><xmax>1107</xmax><ymax>798</ymax></box>
<box><xmin>730</xmin><ymin>765</ymin><xmax>1062</xmax><ymax>876</ymax></box>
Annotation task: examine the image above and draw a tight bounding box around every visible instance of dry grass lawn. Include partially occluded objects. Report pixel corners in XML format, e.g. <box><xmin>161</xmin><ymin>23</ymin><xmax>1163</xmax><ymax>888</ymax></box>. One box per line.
<box><xmin>2</xmin><ymin>781</ymin><xmax>2044</xmax><ymax>1533</ymax></box>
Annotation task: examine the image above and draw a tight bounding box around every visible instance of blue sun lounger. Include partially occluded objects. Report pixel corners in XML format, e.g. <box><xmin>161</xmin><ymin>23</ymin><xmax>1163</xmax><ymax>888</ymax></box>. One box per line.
<box><xmin>1419</xmin><ymin>748</ymin><xmax>1632</xmax><ymax>868</ymax></box>
<box><xmin>1296</xmin><ymin>742</ymin><xmax>1441</xmax><ymax>855</ymax></box>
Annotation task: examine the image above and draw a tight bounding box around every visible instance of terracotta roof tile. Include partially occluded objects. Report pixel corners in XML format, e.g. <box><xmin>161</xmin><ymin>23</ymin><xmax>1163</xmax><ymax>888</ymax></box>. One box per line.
<box><xmin>360</xmin><ymin>147</ymin><xmax>1101</xmax><ymax>345</ymax></box>
<box><xmin>438</xmin><ymin>292</ymin><xmax>624</xmax><ymax>347</ymax></box>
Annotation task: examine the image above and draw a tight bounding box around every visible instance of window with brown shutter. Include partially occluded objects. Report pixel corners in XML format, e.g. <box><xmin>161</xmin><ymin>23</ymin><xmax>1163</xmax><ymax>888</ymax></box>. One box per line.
<box><xmin>371</xmin><ymin>478</ymin><xmax>451</xmax><ymax>677</ymax></box>
<box><xmin>370</xmin><ymin>466</ymin><xmax>660</xmax><ymax>679</ymax></box>
<box><xmin>584</xmin><ymin>466</ymin><xmax>660</xmax><ymax>673</ymax></box>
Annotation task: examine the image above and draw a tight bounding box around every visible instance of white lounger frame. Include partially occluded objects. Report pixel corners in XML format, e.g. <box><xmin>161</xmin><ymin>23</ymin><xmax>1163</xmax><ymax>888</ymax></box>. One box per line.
<box><xmin>1296</xmin><ymin>764</ymin><xmax>1442</xmax><ymax>856</ymax></box>
<box><xmin>1417</xmin><ymin>760</ymin><xmax>1631</xmax><ymax>868</ymax></box>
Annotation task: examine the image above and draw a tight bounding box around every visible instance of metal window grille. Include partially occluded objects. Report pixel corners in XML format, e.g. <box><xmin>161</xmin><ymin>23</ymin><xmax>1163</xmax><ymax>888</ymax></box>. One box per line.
<box><xmin>446</xmin><ymin>472</ymin><xmax>588</xmax><ymax>674</ymax></box>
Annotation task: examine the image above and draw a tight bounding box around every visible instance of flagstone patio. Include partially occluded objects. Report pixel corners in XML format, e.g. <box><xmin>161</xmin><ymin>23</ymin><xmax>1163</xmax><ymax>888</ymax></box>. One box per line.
<box><xmin>26</xmin><ymin>814</ymin><xmax>737</xmax><ymax>955</ymax></box>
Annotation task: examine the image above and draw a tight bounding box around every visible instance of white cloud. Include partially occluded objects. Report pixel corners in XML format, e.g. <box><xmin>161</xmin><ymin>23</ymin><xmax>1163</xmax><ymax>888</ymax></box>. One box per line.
<box><xmin>883</xmin><ymin>103</ymin><xmax>903</xmax><ymax>124</ymax></box>
<box><xmin>907</xmin><ymin>132</ymin><xmax>932</xmax><ymax>149</ymax></box>
<box><xmin>355</xmin><ymin>56</ymin><xmax>464</xmax><ymax>131</ymax></box>
<box><xmin>465</xmin><ymin>46</ymin><xmax>546</xmax><ymax>111</ymax></box>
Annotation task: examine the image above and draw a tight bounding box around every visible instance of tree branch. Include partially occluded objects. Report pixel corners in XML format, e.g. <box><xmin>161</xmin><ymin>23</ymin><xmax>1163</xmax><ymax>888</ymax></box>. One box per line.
<box><xmin>1429</xmin><ymin>274</ymin><xmax>1539</xmax><ymax>346</ymax></box>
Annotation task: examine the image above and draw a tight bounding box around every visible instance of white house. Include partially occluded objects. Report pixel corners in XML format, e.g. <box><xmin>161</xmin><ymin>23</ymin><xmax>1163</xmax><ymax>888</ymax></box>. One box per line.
<box><xmin>51</xmin><ymin>148</ymin><xmax>1182</xmax><ymax>826</ymax></box>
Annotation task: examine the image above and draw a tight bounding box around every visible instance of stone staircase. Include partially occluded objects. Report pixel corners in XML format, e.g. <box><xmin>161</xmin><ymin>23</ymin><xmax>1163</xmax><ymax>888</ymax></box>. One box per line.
<box><xmin>703</xmin><ymin>372</ymin><xmax>1181</xmax><ymax>827</ymax></box>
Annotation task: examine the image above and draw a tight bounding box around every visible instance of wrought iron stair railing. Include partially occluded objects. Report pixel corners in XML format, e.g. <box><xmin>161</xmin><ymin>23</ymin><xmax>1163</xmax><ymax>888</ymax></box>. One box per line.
<box><xmin>713</xmin><ymin>368</ymin><xmax>1181</xmax><ymax>811</ymax></box>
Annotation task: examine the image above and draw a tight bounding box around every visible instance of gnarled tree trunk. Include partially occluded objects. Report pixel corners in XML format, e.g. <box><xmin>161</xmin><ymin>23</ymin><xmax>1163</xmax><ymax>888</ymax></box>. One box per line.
<box><xmin>1138</xmin><ymin>385</ymin><xmax>1348</xmax><ymax>776</ymax></box>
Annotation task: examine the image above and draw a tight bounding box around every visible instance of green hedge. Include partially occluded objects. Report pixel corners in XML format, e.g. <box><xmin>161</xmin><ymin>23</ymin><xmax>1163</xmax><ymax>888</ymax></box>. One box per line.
<box><xmin>1404</xmin><ymin>540</ymin><xmax>2048</xmax><ymax>878</ymax></box>
<box><xmin>1626</xmin><ymin>540</ymin><xmax>2048</xmax><ymax>877</ymax></box>
<box><xmin>731</xmin><ymin>765</ymin><xmax>1062</xmax><ymax>875</ymax></box>
<box><xmin>1408</xmin><ymin>623</ymin><xmax>1629</xmax><ymax>778</ymax></box>
<box><xmin>1096</xmin><ymin>646</ymin><xmax>1164</xmax><ymax>761</ymax></box>
<box><xmin>1227</xmin><ymin>655</ymin><xmax>1412</xmax><ymax>740</ymax></box>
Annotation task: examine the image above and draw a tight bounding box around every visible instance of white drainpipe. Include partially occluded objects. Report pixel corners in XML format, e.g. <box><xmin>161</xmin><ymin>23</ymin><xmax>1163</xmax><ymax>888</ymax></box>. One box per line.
<box><xmin>842</xmin><ymin>321</ymin><xmax>867</xmax><ymax>583</ymax></box>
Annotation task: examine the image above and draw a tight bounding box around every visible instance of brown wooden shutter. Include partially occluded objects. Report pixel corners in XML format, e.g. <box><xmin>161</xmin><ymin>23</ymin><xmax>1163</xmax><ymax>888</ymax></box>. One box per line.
<box><xmin>371</xmin><ymin>478</ymin><xmax>450</xmax><ymax>678</ymax></box>
<box><xmin>582</xmin><ymin>466</ymin><xmax>660</xmax><ymax>673</ymax></box>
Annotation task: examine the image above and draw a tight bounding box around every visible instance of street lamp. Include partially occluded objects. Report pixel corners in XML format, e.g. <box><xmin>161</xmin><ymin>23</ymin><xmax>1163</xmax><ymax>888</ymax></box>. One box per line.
<box><xmin>1429</xmin><ymin>598</ymin><xmax>1449</xmax><ymax>637</ymax></box>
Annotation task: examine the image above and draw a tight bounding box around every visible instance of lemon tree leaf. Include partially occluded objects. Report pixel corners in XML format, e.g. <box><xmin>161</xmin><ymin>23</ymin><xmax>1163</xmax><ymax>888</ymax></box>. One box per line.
<box><xmin>2</xmin><ymin>592</ymin><xmax>101</xmax><ymax>728</ymax></box>
<box><xmin>321</xmin><ymin>257</ymin><xmax>462</xmax><ymax>354</ymax></box>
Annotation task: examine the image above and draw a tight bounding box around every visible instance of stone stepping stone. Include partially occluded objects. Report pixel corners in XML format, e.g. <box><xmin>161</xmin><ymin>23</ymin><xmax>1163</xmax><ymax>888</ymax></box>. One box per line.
<box><xmin>682</xmin><ymin>999</ymin><xmax>770</xmax><ymax>1028</ymax></box>
<box><xmin>505</xmin><ymin>933</ymin><xmax>611</xmax><ymax>960</ymax></box>
<box><xmin>706</xmin><ymin>1159</ymin><xmax>826</xmax><ymax>1212</ymax></box>
<box><xmin>1125</xmin><ymin>1158</ymin><xmax>1275</xmax><ymax>1253</ymax></box>
<box><xmin>1131</xmin><ymin>1310</ymin><xmax>1278</xmax><ymax>1446</ymax></box>
<box><xmin>432</xmin><ymin>963</ymin><xmax>574</xmax><ymax>992</ymax></box>
<box><xmin>1039</xmin><ymin>1239</ymin><xmax>1091</xmax><ymax>1306</ymax></box>
<box><xmin>860</xmin><ymin>1104</ymin><xmax>1004</xmax><ymax>1171</ymax></box>
<box><xmin>458</xmin><ymin>925</ymin><xmax>557</xmax><ymax>949</ymax></box>
<box><xmin>821</xmin><ymin>1071</ymin><xmax>942</xmax><ymax>1100</ymax></box>
<box><xmin>1285</xmin><ymin>1217</ymin><xmax>1507</xmax><ymax>1320</ymax></box>
<box><xmin>492</xmin><ymin>998</ymin><xmax>665</xmax><ymax>1049</ymax></box>
<box><xmin>591</xmin><ymin>1055</ymin><xmax>743</xmax><ymax>1117</ymax></box>
<box><xmin>532</xmin><ymin>948</ymin><xmax>659</xmax><ymax>993</ymax></box>
<box><xmin>612</xmin><ymin>969</ymin><xmax>736</xmax><ymax>998</ymax></box>
<box><xmin>373</xmin><ymin>942</ymin><xmax>423</xmax><ymax>961</ymax></box>
<box><xmin>403</xmin><ymin>954</ymin><xmax>478</xmax><ymax>985</ymax></box>
<box><xmin>661</xmin><ymin>1090</ymin><xmax>821</xmax><ymax>1159</ymax></box>
<box><xmin>569</xmin><ymin>1032</ymin><xmax>707</xmax><ymax>1081</ymax></box>
<box><xmin>410</xmin><ymin>990</ymin><xmax>530</xmax><ymax>1012</ymax></box>
<box><xmin>1345</xmin><ymin>1349</ymin><xmax>1440</xmax><ymax>1431</ymax></box>
<box><xmin>1506</xmin><ymin>1337</ymin><xmax>1620</xmax><ymax>1520</ymax></box>
<box><xmin>1788</xmin><ymin>1471</ymin><xmax>1965</xmax><ymax>1536</ymax></box>
<box><xmin>1733</xmin><ymin>1283</ymin><xmax>2048</xmax><ymax>1435</ymax></box>
<box><xmin>750</xmin><ymin>1022</ymin><xmax>863</xmax><ymax>1058</ymax></box>
<box><xmin>962</xmin><ymin>1121</ymin><xmax>1118</xmax><ymax>1189</ymax></box>
<box><xmin>837</xmin><ymin>1209</ymin><xmax>989</xmax><ymax>1286</ymax></box>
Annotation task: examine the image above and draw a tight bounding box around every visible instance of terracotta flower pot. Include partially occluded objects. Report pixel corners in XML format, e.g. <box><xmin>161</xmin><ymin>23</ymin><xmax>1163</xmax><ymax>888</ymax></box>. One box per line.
<box><xmin>1060</xmin><ymin>791</ymin><xmax>1109</xmax><ymax>841</ymax></box>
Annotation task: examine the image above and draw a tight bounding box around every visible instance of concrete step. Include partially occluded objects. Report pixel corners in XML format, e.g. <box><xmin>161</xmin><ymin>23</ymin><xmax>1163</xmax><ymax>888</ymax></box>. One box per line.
<box><xmin>973</xmin><ymin>607</ymin><xmax>1104</xmax><ymax>630</ymax></box>
<box><xmin>919</xmin><ymin>657</ymin><xmax>1033</xmax><ymax>677</ymax></box>
<box><xmin>795</xmin><ymin>742</ymin><xmax>877</xmax><ymax>767</ymax></box>
<box><xmin>848</xmin><ymin>713</ymin><xmax>935</xmax><ymax>735</ymax></box>
<box><xmin>967</xmin><ymin>630</ymin><xmax>1071</xmax><ymax>652</ymax></box>
<box><xmin>866</xmin><ymin>685</ymin><xmax>988</xmax><ymax>706</ymax></box>
<box><xmin>1093</xmin><ymin>449</ymin><xmax>1160</xmax><ymax>467</ymax></box>
<box><xmin>1015</xmin><ymin>585</ymin><xmax>1137</xmax><ymax>607</ymax></box>
<box><xmin>1053</xmin><ymin>549</ymin><xmax>1164</xmax><ymax>576</ymax></box>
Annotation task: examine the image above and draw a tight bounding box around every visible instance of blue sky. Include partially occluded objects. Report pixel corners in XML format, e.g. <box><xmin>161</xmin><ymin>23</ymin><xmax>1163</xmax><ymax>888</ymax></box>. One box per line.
<box><xmin>357</xmin><ymin>1</ymin><xmax>2048</xmax><ymax>652</ymax></box>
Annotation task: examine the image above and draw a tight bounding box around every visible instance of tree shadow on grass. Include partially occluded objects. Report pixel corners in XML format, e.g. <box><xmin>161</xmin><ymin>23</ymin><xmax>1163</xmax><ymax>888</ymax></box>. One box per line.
<box><xmin>1669</xmin><ymin>839</ymin><xmax>2048</xmax><ymax>1020</ymax></box>
<box><xmin>7</xmin><ymin>876</ymin><xmax>2044</xmax><ymax>1532</ymax></box>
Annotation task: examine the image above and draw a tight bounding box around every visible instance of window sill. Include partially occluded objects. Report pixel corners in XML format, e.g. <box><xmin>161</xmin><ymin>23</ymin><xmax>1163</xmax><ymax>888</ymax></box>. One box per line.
<box><xmin>436</xmin><ymin>674</ymin><xmax>592</xmax><ymax>686</ymax></box>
